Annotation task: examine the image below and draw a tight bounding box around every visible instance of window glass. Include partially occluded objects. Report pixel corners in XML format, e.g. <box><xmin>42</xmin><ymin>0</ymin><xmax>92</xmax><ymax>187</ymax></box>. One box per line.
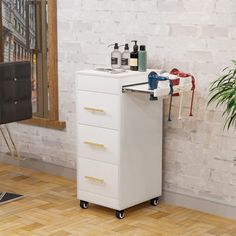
<box><xmin>1</xmin><ymin>0</ymin><xmax>48</xmax><ymax>117</ymax></box>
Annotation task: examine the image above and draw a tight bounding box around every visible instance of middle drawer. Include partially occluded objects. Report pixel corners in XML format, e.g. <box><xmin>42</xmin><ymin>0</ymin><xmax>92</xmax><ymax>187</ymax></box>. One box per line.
<box><xmin>77</xmin><ymin>91</ymin><xmax>120</xmax><ymax>130</ymax></box>
<box><xmin>78</xmin><ymin>124</ymin><xmax>119</xmax><ymax>165</ymax></box>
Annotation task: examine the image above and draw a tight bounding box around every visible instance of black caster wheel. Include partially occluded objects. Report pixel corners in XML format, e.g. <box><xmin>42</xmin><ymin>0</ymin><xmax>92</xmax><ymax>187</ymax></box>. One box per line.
<box><xmin>80</xmin><ymin>200</ymin><xmax>89</xmax><ymax>209</ymax></box>
<box><xmin>116</xmin><ymin>210</ymin><xmax>125</xmax><ymax>219</ymax></box>
<box><xmin>150</xmin><ymin>197</ymin><xmax>159</xmax><ymax>206</ymax></box>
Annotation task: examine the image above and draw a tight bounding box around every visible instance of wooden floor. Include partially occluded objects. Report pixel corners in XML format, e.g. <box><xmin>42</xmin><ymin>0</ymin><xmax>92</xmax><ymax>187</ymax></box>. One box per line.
<box><xmin>0</xmin><ymin>163</ymin><xmax>236</xmax><ymax>236</ymax></box>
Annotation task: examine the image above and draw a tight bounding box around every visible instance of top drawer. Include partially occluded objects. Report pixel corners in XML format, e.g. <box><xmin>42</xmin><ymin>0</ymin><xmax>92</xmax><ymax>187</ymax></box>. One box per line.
<box><xmin>76</xmin><ymin>75</ymin><xmax>120</xmax><ymax>94</ymax></box>
<box><xmin>77</xmin><ymin>91</ymin><xmax>120</xmax><ymax>130</ymax></box>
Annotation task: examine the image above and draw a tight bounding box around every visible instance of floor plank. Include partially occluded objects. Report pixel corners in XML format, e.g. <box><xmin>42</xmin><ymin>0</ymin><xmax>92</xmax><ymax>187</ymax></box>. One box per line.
<box><xmin>0</xmin><ymin>162</ymin><xmax>236</xmax><ymax>236</ymax></box>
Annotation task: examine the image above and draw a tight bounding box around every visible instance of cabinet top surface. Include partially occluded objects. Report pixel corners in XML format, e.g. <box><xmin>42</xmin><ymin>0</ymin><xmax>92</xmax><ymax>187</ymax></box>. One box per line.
<box><xmin>76</xmin><ymin>69</ymin><xmax>153</xmax><ymax>78</ymax></box>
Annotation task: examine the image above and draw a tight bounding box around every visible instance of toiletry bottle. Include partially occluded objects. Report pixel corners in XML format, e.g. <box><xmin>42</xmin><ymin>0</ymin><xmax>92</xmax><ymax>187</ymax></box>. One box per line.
<box><xmin>108</xmin><ymin>43</ymin><xmax>121</xmax><ymax>69</ymax></box>
<box><xmin>130</xmin><ymin>40</ymin><xmax>138</xmax><ymax>71</ymax></box>
<box><xmin>138</xmin><ymin>45</ymin><xmax>147</xmax><ymax>72</ymax></box>
<box><xmin>121</xmin><ymin>44</ymin><xmax>130</xmax><ymax>70</ymax></box>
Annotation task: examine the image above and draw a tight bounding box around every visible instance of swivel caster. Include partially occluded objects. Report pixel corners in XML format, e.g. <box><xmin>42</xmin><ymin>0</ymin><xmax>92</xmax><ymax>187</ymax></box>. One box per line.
<box><xmin>80</xmin><ymin>200</ymin><xmax>89</xmax><ymax>209</ymax></box>
<box><xmin>150</xmin><ymin>197</ymin><xmax>159</xmax><ymax>206</ymax></box>
<box><xmin>116</xmin><ymin>210</ymin><xmax>125</xmax><ymax>219</ymax></box>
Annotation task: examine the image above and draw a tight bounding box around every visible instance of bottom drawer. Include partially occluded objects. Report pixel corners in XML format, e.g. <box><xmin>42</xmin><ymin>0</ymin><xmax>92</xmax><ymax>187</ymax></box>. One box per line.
<box><xmin>78</xmin><ymin>158</ymin><xmax>118</xmax><ymax>199</ymax></box>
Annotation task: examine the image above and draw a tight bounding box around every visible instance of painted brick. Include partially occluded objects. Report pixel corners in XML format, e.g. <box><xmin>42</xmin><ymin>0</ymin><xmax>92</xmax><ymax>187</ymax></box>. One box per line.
<box><xmin>170</xmin><ymin>24</ymin><xmax>199</xmax><ymax>37</ymax></box>
<box><xmin>201</xmin><ymin>26</ymin><xmax>229</xmax><ymax>38</ymax></box>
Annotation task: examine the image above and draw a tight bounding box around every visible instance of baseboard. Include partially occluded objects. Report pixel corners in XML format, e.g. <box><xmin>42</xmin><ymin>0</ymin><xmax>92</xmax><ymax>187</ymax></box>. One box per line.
<box><xmin>163</xmin><ymin>190</ymin><xmax>236</xmax><ymax>220</ymax></box>
<box><xmin>0</xmin><ymin>153</ymin><xmax>76</xmax><ymax>180</ymax></box>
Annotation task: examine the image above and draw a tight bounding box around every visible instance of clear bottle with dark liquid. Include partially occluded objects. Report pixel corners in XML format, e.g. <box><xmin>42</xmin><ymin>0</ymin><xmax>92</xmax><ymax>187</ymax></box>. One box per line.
<box><xmin>130</xmin><ymin>40</ymin><xmax>138</xmax><ymax>71</ymax></box>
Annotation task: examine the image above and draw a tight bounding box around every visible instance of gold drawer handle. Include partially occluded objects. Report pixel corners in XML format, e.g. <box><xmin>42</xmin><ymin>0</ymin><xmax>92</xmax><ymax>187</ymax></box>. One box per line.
<box><xmin>84</xmin><ymin>141</ymin><xmax>105</xmax><ymax>149</ymax></box>
<box><xmin>84</xmin><ymin>107</ymin><xmax>105</xmax><ymax>113</ymax></box>
<box><xmin>84</xmin><ymin>176</ymin><xmax>105</xmax><ymax>184</ymax></box>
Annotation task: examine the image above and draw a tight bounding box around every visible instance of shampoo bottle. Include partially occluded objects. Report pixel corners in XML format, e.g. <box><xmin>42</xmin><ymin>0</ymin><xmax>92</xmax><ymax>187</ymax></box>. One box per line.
<box><xmin>130</xmin><ymin>40</ymin><xmax>138</xmax><ymax>71</ymax></box>
<box><xmin>121</xmin><ymin>44</ymin><xmax>130</xmax><ymax>70</ymax></box>
<box><xmin>138</xmin><ymin>45</ymin><xmax>147</xmax><ymax>72</ymax></box>
<box><xmin>109</xmin><ymin>43</ymin><xmax>121</xmax><ymax>69</ymax></box>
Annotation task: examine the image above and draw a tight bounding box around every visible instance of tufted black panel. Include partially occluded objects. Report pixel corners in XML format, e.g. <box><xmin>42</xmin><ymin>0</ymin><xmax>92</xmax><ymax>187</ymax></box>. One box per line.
<box><xmin>0</xmin><ymin>61</ymin><xmax>32</xmax><ymax>124</ymax></box>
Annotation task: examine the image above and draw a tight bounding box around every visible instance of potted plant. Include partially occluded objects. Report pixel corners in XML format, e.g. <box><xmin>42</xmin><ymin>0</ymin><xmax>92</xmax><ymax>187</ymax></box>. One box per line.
<box><xmin>208</xmin><ymin>60</ymin><xmax>236</xmax><ymax>129</ymax></box>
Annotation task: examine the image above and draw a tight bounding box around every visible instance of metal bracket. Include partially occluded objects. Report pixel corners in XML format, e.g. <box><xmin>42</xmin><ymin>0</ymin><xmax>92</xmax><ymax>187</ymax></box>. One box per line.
<box><xmin>122</xmin><ymin>82</ymin><xmax>157</xmax><ymax>101</ymax></box>
<box><xmin>0</xmin><ymin>125</ymin><xmax>25</xmax><ymax>161</ymax></box>
<box><xmin>0</xmin><ymin>125</ymin><xmax>25</xmax><ymax>204</ymax></box>
<box><xmin>122</xmin><ymin>82</ymin><xmax>153</xmax><ymax>94</ymax></box>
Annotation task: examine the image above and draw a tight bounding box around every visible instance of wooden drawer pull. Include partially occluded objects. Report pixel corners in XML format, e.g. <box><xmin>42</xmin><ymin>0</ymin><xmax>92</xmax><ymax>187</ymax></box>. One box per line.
<box><xmin>84</xmin><ymin>141</ymin><xmax>105</xmax><ymax>149</ymax></box>
<box><xmin>84</xmin><ymin>176</ymin><xmax>105</xmax><ymax>184</ymax></box>
<box><xmin>84</xmin><ymin>107</ymin><xmax>105</xmax><ymax>113</ymax></box>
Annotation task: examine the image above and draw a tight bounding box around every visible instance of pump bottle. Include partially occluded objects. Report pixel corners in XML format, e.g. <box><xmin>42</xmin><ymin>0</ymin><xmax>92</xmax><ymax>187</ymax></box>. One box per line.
<box><xmin>121</xmin><ymin>44</ymin><xmax>130</xmax><ymax>70</ymax></box>
<box><xmin>138</xmin><ymin>45</ymin><xmax>147</xmax><ymax>72</ymax></box>
<box><xmin>130</xmin><ymin>40</ymin><xmax>139</xmax><ymax>71</ymax></box>
<box><xmin>108</xmin><ymin>43</ymin><xmax>121</xmax><ymax>69</ymax></box>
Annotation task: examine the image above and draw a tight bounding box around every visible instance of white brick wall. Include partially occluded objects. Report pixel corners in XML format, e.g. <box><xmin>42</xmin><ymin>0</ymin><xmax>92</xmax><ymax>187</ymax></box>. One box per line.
<box><xmin>1</xmin><ymin>0</ymin><xmax>236</xmax><ymax>207</ymax></box>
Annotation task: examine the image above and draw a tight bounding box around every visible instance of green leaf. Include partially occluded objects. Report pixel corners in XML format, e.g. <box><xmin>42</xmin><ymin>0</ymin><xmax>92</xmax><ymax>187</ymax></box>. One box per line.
<box><xmin>208</xmin><ymin>61</ymin><xmax>236</xmax><ymax>130</ymax></box>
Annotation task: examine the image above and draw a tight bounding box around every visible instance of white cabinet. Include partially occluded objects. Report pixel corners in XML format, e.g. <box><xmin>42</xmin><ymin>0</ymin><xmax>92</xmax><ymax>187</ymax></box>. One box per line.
<box><xmin>76</xmin><ymin>70</ymin><xmax>163</xmax><ymax>219</ymax></box>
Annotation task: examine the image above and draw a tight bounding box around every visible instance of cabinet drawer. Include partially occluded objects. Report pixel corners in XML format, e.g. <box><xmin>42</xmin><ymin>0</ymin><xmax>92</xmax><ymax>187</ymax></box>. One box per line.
<box><xmin>78</xmin><ymin>158</ymin><xmax>118</xmax><ymax>199</ymax></box>
<box><xmin>77</xmin><ymin>91</ymin><xmax>120</xmax><ymax>130</ymax></box>
<box><xmin>78</xmin><ymin>125</ymin><xmax>119</xmax><ymax>165</ymax></box>
<box><xmin>76</xmin><ymin>75</ymin><xmax>120</xmax><ymax>94</ymax></box>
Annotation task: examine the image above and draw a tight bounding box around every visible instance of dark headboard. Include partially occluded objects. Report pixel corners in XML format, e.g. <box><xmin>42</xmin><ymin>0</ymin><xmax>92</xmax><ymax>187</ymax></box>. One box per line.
<box><xmin>0</xmin><ymin>61</ymin><xmax>32</xmax><ymax>124</ymax></box>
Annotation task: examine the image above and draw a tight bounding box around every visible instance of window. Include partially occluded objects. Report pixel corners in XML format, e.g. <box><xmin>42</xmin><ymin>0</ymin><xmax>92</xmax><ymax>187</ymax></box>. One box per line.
<box><xmin>13</xmin><ymin>42</ymin><xmax>16</xmax><ymax>60</ymax></box>
<box><xmin>17</xmin><ymin>45</ymin><xmax>20</xmax><ymax>59</ymax></box>
<box><xmin>14</xmin><ymin>18</ymin><xmax>17</xmax><ymax>29</ymax></box>
<box><xmin>0</xmin><ymin>0</ymin><xmax>65</xmax><ymax>130</ymax></box>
